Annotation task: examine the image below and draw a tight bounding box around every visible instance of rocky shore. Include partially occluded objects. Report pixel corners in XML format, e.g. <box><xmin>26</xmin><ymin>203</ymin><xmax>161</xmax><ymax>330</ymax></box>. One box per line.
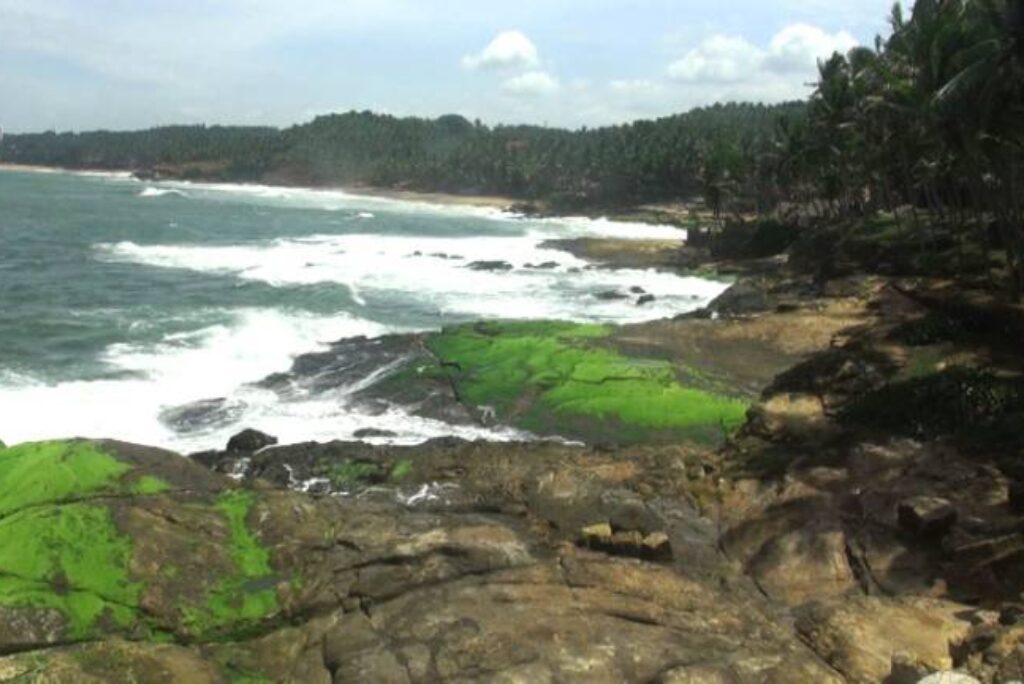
<box><xmin>2</xmin><ymin>223</ymin><xmax>1023</xmax><ymax>682</ymax></box>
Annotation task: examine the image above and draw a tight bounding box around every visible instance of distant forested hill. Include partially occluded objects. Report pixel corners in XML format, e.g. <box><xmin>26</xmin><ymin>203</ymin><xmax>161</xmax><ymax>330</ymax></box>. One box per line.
<box><xmin>0</xmin><ymin>103</ymin><xmax>804</xmax><ymax>210</ymax></box>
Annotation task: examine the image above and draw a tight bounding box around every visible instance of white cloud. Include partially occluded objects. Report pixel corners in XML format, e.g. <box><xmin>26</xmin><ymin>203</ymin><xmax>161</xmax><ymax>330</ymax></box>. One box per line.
<box><xmin>462</xmin><ymin>30</ymin><xmax>540</xmax><ymax>70</ymax></box>
<box><xmin>666</xmin><ymin>23</ymin><xmax>859</xmax><ymax>101</ymax></box>
<box><xmin>667</xmin><ymin>35</ymin><xmax>761</xmax><ymax>83</ymax></box>
<box><xmin>763</xmin><ymin>23</ymin><xmax>857</xmax><ymax>73</ymax></box>
<box><xmin>501</xmin><ymin>70</ymin><xmax>560</xmax><ymax>96</ymax></box>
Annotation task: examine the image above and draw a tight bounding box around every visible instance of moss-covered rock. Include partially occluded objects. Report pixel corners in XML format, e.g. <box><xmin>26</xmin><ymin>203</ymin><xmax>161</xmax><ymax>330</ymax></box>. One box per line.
<box><xmin>0</xmin><ymin>440</ymin><xmax>284</xmax><ymax>649</ymax></box>
<box><xmin>425</xmin><ymin>320</ymin><xmax>749</xmax><ymax>445</ymax></box>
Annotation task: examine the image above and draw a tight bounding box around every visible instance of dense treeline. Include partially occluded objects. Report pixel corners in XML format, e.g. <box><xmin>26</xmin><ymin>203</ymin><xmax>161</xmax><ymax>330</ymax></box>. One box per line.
<box><xmin>1</xmin><ymin>126</ymin><xmax>282</xmax><ymax>179</ymax></box>
<box><xmin>785</xmin><ymin>0</ymin><xmax>1024</xmax><ymax>295</ymax></box>
<box><xmin>0</xmin><ymin>103</ymin><xmax>802</xmax><ymax>211</ymax></box>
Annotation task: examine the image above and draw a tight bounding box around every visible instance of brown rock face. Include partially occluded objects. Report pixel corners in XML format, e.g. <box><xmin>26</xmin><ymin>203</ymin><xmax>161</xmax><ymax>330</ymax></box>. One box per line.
<box><xmin>795</xmin><ymin>596</ymin><xmax>974</xmax><ymax>683</ymax></box>
<box><xmin>0</xmin><ymin>439</ymin><xmax>840</xmax><ymax>683</ymax></box>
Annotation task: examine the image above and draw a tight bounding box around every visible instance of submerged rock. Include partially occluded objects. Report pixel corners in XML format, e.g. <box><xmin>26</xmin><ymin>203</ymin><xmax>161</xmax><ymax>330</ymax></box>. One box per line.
<box><xmin>636</xmin><ymin>294</ymin><xmax>656</xmax><ymax>305</ymax></box>
<box><xmin>159</xmin><ymin>397</ymin><xmax>246</xmax><ymax>433</ymax></box>
<box><xmin>595</xmin><ymin>289</ymin><xmax>629</xmax><ymax>300</ymax></box>
<box><xmin>467</xmin><ymin>260</ymin><xmax>513</xmax><ymax>271</ymax></box>
<box><xmin>353</xmin><ymin>427</ymin><xmax>398</xmax><ymax>439</ymax></box>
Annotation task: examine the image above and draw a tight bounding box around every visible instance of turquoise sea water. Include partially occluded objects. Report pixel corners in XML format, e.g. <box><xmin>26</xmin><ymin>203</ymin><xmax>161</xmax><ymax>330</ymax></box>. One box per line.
<box><xmin>0</xmin><ymin>169</ymin><xmax>725</xmax><ymax>450</ymax></box>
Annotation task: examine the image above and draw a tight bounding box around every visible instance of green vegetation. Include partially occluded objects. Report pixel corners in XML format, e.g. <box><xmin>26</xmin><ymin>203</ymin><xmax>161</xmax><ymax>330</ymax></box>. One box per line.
<box><xmin>427</xmin><ymin>321</ymin><xmax>748</xmax><ymax>444</ymax></box>
<box><xmin>390</xmin><ymin>459</ymin><xmax>414</xmax><ymax>480</ymax></box>
<box><xmin>0</xmin><ymin>440</ymin><xmax>169</xmax><ymax>516</ymax></box>
<box><xmin>777</xmin><ymin>0</ymin><xmax>1024</xmax><ymax>296</ymax></box>
<box><xmin>181</xmin><ymin>490</ymin><xmax>279</xmax><ymax>638</ymax></box>
<box><xmin>0</xmin><ymin>103</ymin><xmax>802</xmax><ymax>210</ymax></box>
<box><xmin>0</xmin><ymin>441</ymin><xmax>280</xmax><ymax>643</ymax></box>
<box><xmin>0</xmin><ymin>504</ymin><xmax>139</xmax><ymax>637</ymax></box>
<box><xmin>327</xmin><ymin>458</ymin><xmax>415</xmax><ymax>488</ymax></box>
<box><xmin>0</xmin><ymin>441</ymin><xmax>169</xmax><ymax>638</ymax></box>
<box><xmin>842</xmin><ymin>367</ymin><xmax>1024</xmax><ymax>437</ymax></box>
<box><xmin>328</xmin><ymin>461</ymin><xmax>383</xmax><ymax>487</ymax></box>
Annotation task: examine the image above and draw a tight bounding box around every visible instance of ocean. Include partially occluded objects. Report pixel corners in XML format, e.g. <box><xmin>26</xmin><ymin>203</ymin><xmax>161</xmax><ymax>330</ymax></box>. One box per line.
<box><xmin>0</xmin><ymin>168</ymin><xmax>728</xmax><ymax>451</ymax></box>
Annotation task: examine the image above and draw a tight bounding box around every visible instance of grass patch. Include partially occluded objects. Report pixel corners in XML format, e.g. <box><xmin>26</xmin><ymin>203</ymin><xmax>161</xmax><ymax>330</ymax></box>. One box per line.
<box><xmin>390</xmin><ymin>459</ymin><xmax>414</xmax><ymax>480</ymax></box>
<box><xmin>328</xmin><ymin>461</ymin><xmax>384</xmax><ymax>487</ymax></box>
<box><xmin>427</xmin><ymin>321</ymin><xmax>748</xmax><ymax>444</ymax></box>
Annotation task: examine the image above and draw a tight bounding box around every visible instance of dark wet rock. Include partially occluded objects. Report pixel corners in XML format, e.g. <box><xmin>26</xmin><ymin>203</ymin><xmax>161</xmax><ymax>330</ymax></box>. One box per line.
<box><xmin>258</xmin><ymin>333</ymin><xmax>426</xmax><ymax>399</ymax></box>
<box><xmin>630</xmin><ymin>286</ymin><xmax>647</xmax><ymax>294</ymax></box>
<box><xmin>999</xmin><ymin>604</ymin><xmax>1024</xmax><ymax>625</ymax></box>
<box><xmin>159</xmin><ymin>397</ymin><xmax>246</xmax><ymax>432</ymax></box>
<box><xmin>636</xmin><ymin>294</ymin><xmax>656</xmax><ymax>306</ymax></box>
<box><xmin>227</xmin><ymin>428</ymin><xmax>278</xmax><ymax>453</ymax></box>
<box><xmin>595</xmin><ymin>290</ymin><xmax>629</xmax><ymax>301</ymax></box>
<box><xmin>467</xmin><ymin>260</ymin><xmax>513</xmax><ymax>271</ymax></box>
<box><xmin>1009</xmin><ymin>481</ymin><xmax>1024</xmax><ymax>514</ymax></box>
<box><xmin>897</xmin><ymin>496</ymin><xmax>958</xmax><ymax>538</ymax></box>
<box><xmin>353</xmin><ymin>428</ymin><xmax>398</xmax><ymax>439</ymax></box>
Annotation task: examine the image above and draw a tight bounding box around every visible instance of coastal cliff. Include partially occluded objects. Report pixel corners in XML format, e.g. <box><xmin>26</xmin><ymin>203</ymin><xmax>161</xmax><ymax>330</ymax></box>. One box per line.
<box><xmin>2</xmin><ymin>221</ymin><xmax>1022</xmax><ymax>683</ymax></box>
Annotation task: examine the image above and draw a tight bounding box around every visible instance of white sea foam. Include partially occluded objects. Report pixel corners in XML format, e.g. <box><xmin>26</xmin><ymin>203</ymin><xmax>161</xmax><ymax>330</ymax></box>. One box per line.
<box><xmin>138</xmin><ymin>186</ymin><xmax>188</xmax><ymax>198</ymax></box>
<box><xmin>95</xmin><ymin>230</ymin><xmax>726</xmax><ymax>325</ymax></box>
<box><xmin>122</xmin><ymin>178</ymin><xmax>693</xmax><ymax>240</ymax></box>
<box><xmin>0</xmin><ymin>306</ymin><xmax>532</xmax><ymax>451</ymax></box>
<box><xmin>0</xmin><ymin>177</ymin><xmax>728</xmax><ymax>453</ymax></box>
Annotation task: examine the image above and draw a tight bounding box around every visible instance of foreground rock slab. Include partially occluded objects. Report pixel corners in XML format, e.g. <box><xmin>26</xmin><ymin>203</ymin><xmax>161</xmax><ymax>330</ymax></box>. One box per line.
<box><xmin>0</xmin><ymin>438</ymin><xmax>841</xmax><ymax>682</ymax></box>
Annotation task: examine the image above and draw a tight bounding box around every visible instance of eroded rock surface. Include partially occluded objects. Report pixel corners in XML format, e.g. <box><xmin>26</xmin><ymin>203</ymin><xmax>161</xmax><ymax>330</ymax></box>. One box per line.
<box><xmin>0</xmin><ymin>438</ymin><xmax>844</xmax><ymax>682</ymax></box>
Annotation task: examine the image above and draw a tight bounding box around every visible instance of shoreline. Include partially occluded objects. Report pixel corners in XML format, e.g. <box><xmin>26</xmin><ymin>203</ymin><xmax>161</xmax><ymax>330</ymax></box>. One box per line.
<box><xmin>0</xmin><ymin>161</ymin><xmax>701</xmax><ymax>228</ymax></box>
<box><xmin>0</xmin><ymin>163</ymin><xmax>515</xmax><ymax>211</ymax></box>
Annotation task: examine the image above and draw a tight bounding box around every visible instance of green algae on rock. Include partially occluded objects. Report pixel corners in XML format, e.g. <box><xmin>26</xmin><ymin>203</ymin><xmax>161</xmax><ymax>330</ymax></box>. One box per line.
<box><xmin>177</xmin><ymin>490</ymin><xmax>280</xmax><ymax>639</ymax></box>
<box><xmin>0</xmin><ymin>504</ymin><xmax>140</xmax><ymax>638</ymax></box>
<box><xmin>0</xmin><ymin>441</ymin><xmax>172</xmax><ymax>640</ymax></box>
<box><xmin>0</xmin><ymin>440</ymin><xmax>169</xmax><ymax>516</ymax></box>
<box><xmin>426</xmin><ymin>321</ymin><xmax>749</xmax><ymax>445</ymax></box>
<box><xmin>0</xmin><ymin>440</ymin><xmax>283</xmax><ymax>647</ymax></box>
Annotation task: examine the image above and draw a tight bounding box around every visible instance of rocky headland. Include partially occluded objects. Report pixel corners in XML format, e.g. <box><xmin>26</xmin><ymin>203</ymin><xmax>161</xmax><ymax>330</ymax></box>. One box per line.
<box><xmin>2</xmin><ymin>218</ymin><xmax>1023</xmax><ymax>683</ymax></box>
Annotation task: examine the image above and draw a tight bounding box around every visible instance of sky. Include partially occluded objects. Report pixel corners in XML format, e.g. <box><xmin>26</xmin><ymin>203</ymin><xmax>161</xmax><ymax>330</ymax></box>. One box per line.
<box><xmin>0</xmin><ymin>0</ymin><xmax>899</xmax><ymax>133</ymax></box>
